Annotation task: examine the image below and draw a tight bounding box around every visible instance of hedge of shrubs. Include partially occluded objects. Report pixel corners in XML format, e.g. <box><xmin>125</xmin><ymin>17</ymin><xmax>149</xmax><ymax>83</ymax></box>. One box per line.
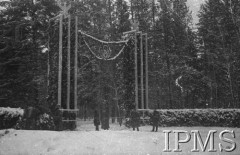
<box><xmin>0</xmin><ymin>107</ymin><xmax>55</xmax><ymax>130</ymax></box>
<box><xmin>2</xmin><ymin>107</ymin><xmax>240</xmax><ymax>129</ymax></box>
<box><xmin>15</xmin><ymin>113</ymin><xmax>55</xmax><ymax>130</ymax></box>
<box><xmin>0</xmin><ymin>107</ymin><xmax>77</xmax><ymax>130</ymax></box>
<box><xmin>0</xmin><ymin>107</ymin><xmax>24</xmax><ymax>129</ymax></box>
<box><xmin>143</xmin><ymin>109</ymin><xmax>240</xmax><ymax>127</ymax></box>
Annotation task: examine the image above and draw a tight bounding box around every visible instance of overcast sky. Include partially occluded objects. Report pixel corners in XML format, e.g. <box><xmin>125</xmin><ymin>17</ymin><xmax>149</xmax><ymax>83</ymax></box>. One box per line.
<box><xmin>187</xmin><ymin>0</ymin><xmax>206</xmax><ymax>24</ymax></box>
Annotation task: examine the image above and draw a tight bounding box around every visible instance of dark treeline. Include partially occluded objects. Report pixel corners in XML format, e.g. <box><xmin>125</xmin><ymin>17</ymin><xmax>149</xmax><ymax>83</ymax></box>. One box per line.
<box><xmin>0</xmin><ymin>0</ymin><xmax>240</xmax><ymax>111</ymax></box>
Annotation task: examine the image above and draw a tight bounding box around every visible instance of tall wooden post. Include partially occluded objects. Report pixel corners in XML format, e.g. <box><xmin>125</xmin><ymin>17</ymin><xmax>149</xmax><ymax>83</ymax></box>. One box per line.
<box><xmin>123</xmin><ymin>20</ymin><xmax>139</xmax><ymax>110</ymax></box>
<box><xmin>145</xmin><ymin>34</ymin><xmax>149</xmax><ymax>109</ymax></box>
<box><xmin>58</xmin><ymin>15</ymin><xmax>63</xmax><ymax>107</ymax></box>
<box><xmin>135</xmin><ymin>32</ymin><xmax>138</xmax><ymax>110</ymax></box>
<box><xmin>74</xmin><ymin>16</ymin><xmax>78</xmax><ymax>110</ymax></box>
<box><xmin>67</xmin><ymin>15</ymin><xmax>71</xmax><ymax>109</ymax></box>
<box><xmin>140</xmin><ymin>32</ymin><xmax>144</xmax><ymax>109</ymax></box>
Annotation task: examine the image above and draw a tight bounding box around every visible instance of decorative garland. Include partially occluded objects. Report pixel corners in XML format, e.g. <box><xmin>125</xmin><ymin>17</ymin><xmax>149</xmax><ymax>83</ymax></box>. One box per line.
<box><xmin>79</xmin><ymin>30</ymin><xmax>130</xmax><ymax>61</ymax></box>
<box><xmin>79</xmin><ymin>30</ymin><xmax>128</xmax><ymax>44</ymax></box>
<box><xmin>175</xmin><ymin>75</ymin><xmax>183</xmax><ymax>92</ymax></box>
<box><xmin>82</xmin><ymin>37</ymin><xmax>103</xmax><ymax>60</ymax></box>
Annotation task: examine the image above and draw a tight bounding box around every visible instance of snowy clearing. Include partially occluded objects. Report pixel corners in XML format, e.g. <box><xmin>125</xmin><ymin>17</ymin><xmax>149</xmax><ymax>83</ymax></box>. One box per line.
<box><xmin>1</xmin><ymin>120</ymin><xmax>240</xmax><ymax>155</ymax></box>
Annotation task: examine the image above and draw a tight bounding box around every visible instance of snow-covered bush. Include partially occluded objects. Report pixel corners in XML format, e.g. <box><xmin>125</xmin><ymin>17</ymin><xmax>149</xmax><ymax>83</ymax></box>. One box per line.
<box><xmin>124</xmin><ymin>118</ymin><xmax>131</xmax><ymax>127</ymax></box>
<box><xmin>36</xmin><ymin>113</ymin><xmax>55</xmax><ymax>130</ymax></box>
<box><xmin>15</xmin><ymin>113</ymin><xmax>55</xmax><ymax>130</ymax></box>
<box><xmin>0</xmin><ymin>107</ymin><xmax>24</xmax><ymax>129</ymax></box>
<box><xmin>124</xmin><ymin>109</ymin><xmax>240</xmax><ymax>127</ymax></box>
<box><xmin>146</xmin><ymin>109</ymin><xmax>240</xmax><ymax>127</ymax></box>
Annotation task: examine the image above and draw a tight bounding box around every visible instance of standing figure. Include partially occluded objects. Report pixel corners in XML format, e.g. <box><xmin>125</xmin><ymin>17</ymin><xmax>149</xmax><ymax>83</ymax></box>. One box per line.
<box><xmin>151</xmin><ymin>109</ymin><xmax>160</xmax><ymax>132</ymax></box>
<box><xmin>118</xmin><ymin>117</ymin><xmax>123</xmax><ymax>127</ymax></box>
<box><xmin>130</xmin><ymin>109</ymin><xmax>140</xmax><ymax>131</ymax></box>
<box><xmin>53</xmin><ymin>104</ymin><xmax>63</xmax><ymax>131</ymax></box>
<box><xmin>94</xmin><ymin>110</ymin><xmax>100</xmax><ymax>131</ymax></box>
<box><xmin>84</xmin><ymin>109</ymin><xmax>87</xmax><ymax>121</ymax></box>
<box><xmin>101</xmin><ymin>100</ymin><xmax>110</xmax><ymax>130</ymax></box>
<box><xmin>24</xmin><ymin>106</ymin><xmax>41</xmax><ymax>130</ymax></box>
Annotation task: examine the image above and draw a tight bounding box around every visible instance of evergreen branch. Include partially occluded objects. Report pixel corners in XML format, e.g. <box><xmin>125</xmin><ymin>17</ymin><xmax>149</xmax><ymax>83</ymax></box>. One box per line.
<box><xmin>0</xmin><ymin>82</ymin><xmax>10</xmax><ymax>88</ymax></box>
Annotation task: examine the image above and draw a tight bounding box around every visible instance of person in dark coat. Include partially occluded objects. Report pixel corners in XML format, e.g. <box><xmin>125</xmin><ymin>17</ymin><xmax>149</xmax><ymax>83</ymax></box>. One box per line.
<box><xmin>130</xmin><ymin>109</ymin><xmax>140</xmax><ymax>131</ymax></box>
<box><xmin>101</xmin><ymin>101</ymin><xmax>110</xmax><ymax>130</ymax></box>
<box><xmin>53</xmin><ymin>104</ymin><xmax>62</xmax><ymax>131</ymax></box>
<box><xmin>94</xmin><ymin>110</ymin><xmax>100</xmax><ymax>131</ymax></box>
<box><xmin>102</xmin><ymin>111</ymin><xmax>109</xmax><ymax>130</ymax></box>
<box><xmin>24</xmin><ymin>106</ymin><xmax>41</xmax><ymax>130</ymax></box>
<box><xmin>151</xmin><ymin>109</ymin><xmax>160</xmax><ymax>132</ymax></box>
<box><xmin>118</xmin><ymin>117</ymin><xmax>123</xmax><ymax>127</ymax></box>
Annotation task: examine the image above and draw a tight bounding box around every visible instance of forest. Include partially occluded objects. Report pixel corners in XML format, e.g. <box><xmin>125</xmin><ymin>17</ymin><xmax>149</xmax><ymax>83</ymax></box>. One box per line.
<box><xmin>0</xmin><ymin>0</ymin><xmax>240</xmax><ymax>113</ymax></box>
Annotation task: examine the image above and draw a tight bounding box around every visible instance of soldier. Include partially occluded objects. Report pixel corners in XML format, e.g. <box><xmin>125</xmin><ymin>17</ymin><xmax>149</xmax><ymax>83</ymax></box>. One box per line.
<box><xmin>24</xmin><ymin>106</ymin><xmax>41</xmax><ymax>130</ymax></box>
<box><xmin>101</xmin><ymin>100</ymin><xmax>110</xmax><ymax>130</ymax></box>
<box><xmin>53</xmin><ymin>104</ymin><xmax>63</xmax><ymax>131</ymax></box>
<box><xmin>94</xmin><ymin>110</ymin><xmax>100</xmax><ymax>131</ymax></box>
<box><xmin>130</xmin><ymin>108</ymin><xmax>140</xmax><ymax>131</ymax></box>
<box><xmin>118</xmin><ymin>116</ymin><xmax>123</xmax><ymax>127</ymax></box>
<box><xmin>151</xmin><ymin>109</ymin><xmax>160</xmax><ymax>132</ymax></box>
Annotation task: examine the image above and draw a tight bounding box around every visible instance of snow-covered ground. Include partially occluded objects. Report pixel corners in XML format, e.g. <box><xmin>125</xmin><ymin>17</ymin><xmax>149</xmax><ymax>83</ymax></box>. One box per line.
<box><xmin>1</xmin><ymin>120</ymin><xmax>240</xmax><ymax>155</ymax></box>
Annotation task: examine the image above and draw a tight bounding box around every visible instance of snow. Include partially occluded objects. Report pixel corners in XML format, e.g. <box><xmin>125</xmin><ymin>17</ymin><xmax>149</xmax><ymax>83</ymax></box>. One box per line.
<box><xmin>0</xmin><ymin>107</ymin><xmax>24</xmax><ymax>117</ymax></box>
<box><xmin>1</xmin><ymin>120</ymin><xmax>240</xmax><ymax>155</ymax></box>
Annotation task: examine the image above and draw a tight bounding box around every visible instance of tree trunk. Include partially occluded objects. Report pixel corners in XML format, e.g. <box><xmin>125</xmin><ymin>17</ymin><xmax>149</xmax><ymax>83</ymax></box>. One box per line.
<box><xmin>227</xmin><ymin>63</ymin><xmax>235</xmax><ymax>108</ymax></box>
<box><xmin>108</xmin><ymin>0</ymin><xmax>112</xmax><ymax>29</ymax></box>
<box><xmin>152</xmin><ymin>0</ymin><xmax>155</xmax><ymax>25</ymax></box>
<box><xmin>166</xmin><ymin>53</ymin><xmax>172</xmax><ymax>109</ymax></box>
<box><xmin>238</xmin><ymin>84</ymin><xmax>240</xmax><ymax>108</ymax></box>
<box><xmin>130</xmin><ymin>0</ymin><xmax>134</xmax><ymax>21</ymax></box>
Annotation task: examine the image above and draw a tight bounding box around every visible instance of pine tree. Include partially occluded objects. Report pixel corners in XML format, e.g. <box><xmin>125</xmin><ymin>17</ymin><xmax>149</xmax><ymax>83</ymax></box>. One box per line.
<box><xmin>198</xmin><ymin>0</ymin><xmax>240</xmax><ymax>108</ymax></box>
<box><xmin>147</xmin><ymin>0</ymin><xmax>196</xmax><ymax>109</ymax></box>
<box><xmin>0</xmin><ymin>0</ymin><xmax>59</xmax><ymax>108</ymax></box>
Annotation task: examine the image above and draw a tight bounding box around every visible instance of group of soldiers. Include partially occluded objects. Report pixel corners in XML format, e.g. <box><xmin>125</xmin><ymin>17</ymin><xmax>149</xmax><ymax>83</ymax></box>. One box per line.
<box><xmin>93</xmin><ymin>108</ymin><xmax>161</xmax><ymax>132</ymax></box>
<box><xmin>128</xmin><ymin>109</ymin><xmax>160</xmax><ymax>132</ymax></box>
<box><xmin>93</xmin><ymin>110</ymin><xmax>110</xmax><ymax>131</ymax></box>
<box><xmin>24</xmin><ymin>104</ymin><xmax>161</xmax><ymax>132</ymax></box>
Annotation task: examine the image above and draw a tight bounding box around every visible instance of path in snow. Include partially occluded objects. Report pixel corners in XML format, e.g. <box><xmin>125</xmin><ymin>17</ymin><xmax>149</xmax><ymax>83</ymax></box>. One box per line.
<box><xmin>0</xmin><ymin>120</ymin><xmax>240</xmax><ymax>155</ymax></box>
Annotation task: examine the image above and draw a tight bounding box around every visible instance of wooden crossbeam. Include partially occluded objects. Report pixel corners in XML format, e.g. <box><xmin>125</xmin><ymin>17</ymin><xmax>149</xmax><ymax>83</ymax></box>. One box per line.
<box><xmin>59</xmin><ymin>109</ymin><xmax>79</xmax><ymax>111</ymax></box>
<box><xmin>123</xmin><ymin>30</ymin><xmax>137</xmax><ymax>35</ymax></box>
<box><xmin>62</xmin><ymin>120</ymin><xmax>78</xmax><ymax>122</ymax></box>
